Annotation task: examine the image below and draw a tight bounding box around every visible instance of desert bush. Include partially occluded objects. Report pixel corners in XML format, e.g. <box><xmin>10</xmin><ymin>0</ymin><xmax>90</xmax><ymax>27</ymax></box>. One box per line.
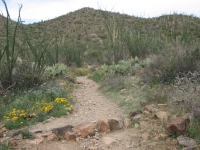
<box><xmin>84</xmin><ymin>49</ymin><xmax>103</xmax><ymax>65</ymax></box>
<box><xmin>145</xmin><ymin>84</ymin><xmax>169</xmax><ymax>104</ymax></box>
<box><xmin>60</xmin><ymin>36</ymin><xmax>86</xmax><ymax>67</ymax></box>
<box><xmin>123</xmin><ymin>19</ymin><xmax>154</xmax><ymax>58</ymax></box>
<box><xmin>100</xmin><ymin>75</ymin><xmax>129</xmax><ymax>92</ymax></box>
<box><xmin>171</xmin><ymin>71</ymin><xmax>200</xmax><ymax>119</ymax></box>
<box><xmin>143</xmin><ymin>39</ymin><xmax>200</xmax><ymax>84</ymax></box>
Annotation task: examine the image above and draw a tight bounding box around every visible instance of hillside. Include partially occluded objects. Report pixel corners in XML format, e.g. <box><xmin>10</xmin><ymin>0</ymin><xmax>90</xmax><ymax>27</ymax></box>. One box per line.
<box><xmin>1</xmin><ymin>7</ymin><xmax>200</xmax><ymax>47</ymax></box>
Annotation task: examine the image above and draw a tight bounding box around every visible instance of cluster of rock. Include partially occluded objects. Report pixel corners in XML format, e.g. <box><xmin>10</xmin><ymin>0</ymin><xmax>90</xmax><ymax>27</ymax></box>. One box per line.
<box><xmin>0</xmin><ymin>118</ymin><xmax>128</xmax><ymax>149</ymax></box>
<box><xmin>143</xmin><ymin>104</ymin><xmax>198</xmax><ymax>150</ymax></box>
<box><xmin>0</xmin><ymin>103</ymin><xmax>199</xmax><ymax>150</ymax></box>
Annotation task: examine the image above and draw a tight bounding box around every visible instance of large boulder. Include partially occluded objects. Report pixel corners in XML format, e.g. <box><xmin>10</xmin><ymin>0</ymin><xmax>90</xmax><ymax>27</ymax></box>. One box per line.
<box><xmin>167</xmin><ymin>116</ymin><xmax>190</xmax><ymax>135</ymax></box>
<box><xmin>177</xmin><ymin>135</ymin><xmax>197</xmax><ymax>147</ymax></box>
<box><xmin>73</xmin><ymin>122</ymin><xmax>95</xmax><ymax>138</ymax></box>
<box><xmin>96</xmin><ymin>120</ymin><xmax>110</xmax><ymax>133</ymax></box>
<box><xmin>51</xmin><ymin>125</ymin><xmax>73</xmax><ymax>137</ymax></box>
<box><xmin>107</xmin><ymin>118</ymin><xmax>124</xmax><ymax>131</ymax></box>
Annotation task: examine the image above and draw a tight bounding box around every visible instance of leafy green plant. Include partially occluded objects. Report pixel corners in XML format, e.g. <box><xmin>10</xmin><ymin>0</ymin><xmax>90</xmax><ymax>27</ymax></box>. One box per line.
<box><xmin>13</xmin><ymin>130</ymin><xmax>36</xmax><ymax>139</ymax></box>
<box><xmin>43</xmin><ymin>63</ymin><xmax>68</xmax><ymax>79</ymax></box>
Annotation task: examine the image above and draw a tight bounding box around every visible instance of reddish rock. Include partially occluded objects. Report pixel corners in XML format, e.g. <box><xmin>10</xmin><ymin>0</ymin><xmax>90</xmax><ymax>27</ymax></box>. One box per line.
<box><xmin>107</xmin><ymin>118</ymin><xmax>123</xmax><ymax>131</ymax></box>
<box><xmin>144</xmin><ymin>104</ymin><xmax>156</xmax><ymax>112</ymax></box>
<box><xmin>167</xmin><ymin>116</ymin><xmax>190</xmax><ymax>135</ymax></box>
<box><xmin>96</xmin><ymin>120</ymin><xmax>110</xmax><ymax>133</ymax></box>
<box><xmin>64</xmin><ymin>131</ymin><xmax>76</xmax><ymax>141</ymax></box>
<box><xmin>10</xmin><ymin>140</ymin><xmax>18</xmax><ymax>146</ymax></box>
<box><xmin>47</xmin><ymin>134</ymin><xmax>58</xmax><ymax>141</ymax></box>
<box><xmin>73</xmin><ymin>122</ymin><xmax>94</xmax><ymax>138</ymax></box>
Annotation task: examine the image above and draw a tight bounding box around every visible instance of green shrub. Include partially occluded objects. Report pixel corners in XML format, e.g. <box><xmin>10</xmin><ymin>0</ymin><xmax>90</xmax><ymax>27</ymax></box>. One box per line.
<box><xmin>43</xmin><ymin>63</ymin><xmax>68</xmax><ymax>79</ymax></box>
<box><xmin>89</xmin><ymin>57</ymin><xmax>151</xmax><ymax>82</ymax></box>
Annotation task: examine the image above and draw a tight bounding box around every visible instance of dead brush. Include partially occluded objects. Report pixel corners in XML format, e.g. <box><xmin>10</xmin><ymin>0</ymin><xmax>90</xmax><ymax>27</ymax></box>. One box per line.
<box><xmin>170</xmin><ymin>71</ymin><xmax>200</xmax><ymax>120</ymax></box>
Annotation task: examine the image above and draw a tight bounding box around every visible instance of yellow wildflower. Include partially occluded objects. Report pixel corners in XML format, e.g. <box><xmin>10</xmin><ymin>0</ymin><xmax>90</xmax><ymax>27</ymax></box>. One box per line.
<box><xmin>12</xmin><ymin>116</ymin><xmax>19</xmax><ymax>121</ymax></box>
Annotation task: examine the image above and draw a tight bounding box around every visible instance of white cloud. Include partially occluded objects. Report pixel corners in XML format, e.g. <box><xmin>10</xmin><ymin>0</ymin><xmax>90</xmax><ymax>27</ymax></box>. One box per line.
<box><xmin>0</xmin><ymin>0</ymin><xmax>199</xmax><ymax>24</ymax></box>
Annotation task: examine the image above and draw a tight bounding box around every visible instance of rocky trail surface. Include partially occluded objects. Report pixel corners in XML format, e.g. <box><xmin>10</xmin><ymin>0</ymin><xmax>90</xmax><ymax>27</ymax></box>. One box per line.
<box><xmin>0</xmin><ymin>76</ymin><xmax>196</xmax><ymax>150</ymax></box>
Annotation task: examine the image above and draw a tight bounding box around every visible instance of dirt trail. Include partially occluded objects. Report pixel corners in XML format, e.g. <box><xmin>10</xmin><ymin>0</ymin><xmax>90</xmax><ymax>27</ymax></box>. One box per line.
<box><xmin>31</xmin><ymin>76</ymin><xmax>125</xmax><ymax>131</ymax></box>
<box><xmin>10</xmin><ymin>76</ymin><xmax>174</xmax><ymax>150</ymax></box>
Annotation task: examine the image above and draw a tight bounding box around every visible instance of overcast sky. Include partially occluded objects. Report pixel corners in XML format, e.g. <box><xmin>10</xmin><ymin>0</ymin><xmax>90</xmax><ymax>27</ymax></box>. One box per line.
<box><xmin>0</xmin><ymin>0</ymin><xmax>200</xmax><ymax>24</ymax></box>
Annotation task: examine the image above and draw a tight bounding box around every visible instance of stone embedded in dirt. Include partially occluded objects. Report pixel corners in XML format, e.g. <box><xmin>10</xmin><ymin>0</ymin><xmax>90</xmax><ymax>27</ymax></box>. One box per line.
<box><xmin>14</xmin><ymin>133</ymin><xmax>23</xmax><ymax>140</ymax></box>
<box><xmin>143</xmin><ymin>110</ymin><xmax>151</xmax><ymax>115</ymax></box>
<box><xmin>25</xmin><ymin>138</ymin><xmax>44</xmax><ymax>145</ymax></box>
<box><xmin>155</xmin><ymin>111</ymin><xmax>169</xmax><ymax>123</ymax></box>
<box><xmin>87</xmin><ymin>146</ymin><xmax>99</xmax><ymax>150</ymax></box>
<box><xmin>141</xmin><ymin>133</ymin><xmax>149</xmax><ymax>140</ymax></box>
<box><xmin>129</xmin><ymin>110</ymin><xmax>142</xmax><ymax>118</ymax></box>
<box><xmin>159</xmin><ymin>133</ymin><xmax>168</xmax><ymax>139</ymax></box>
<box><xmin>107</xmin><ymin>118</ymin><xmax>124</xmax><ymax>131</ymax></box>
<box><xmin>123</xmin><ymin>118</ymin><xmax>131</xmax><ymax>128</ymax></box>
<box><xmin>47</xmin><ymin>134</ymin><xmax>58</xmax><ymax>141</ymax></box>
<box><xmin>144</xmin><ymin>104</ymin><xmax>156</xmax><ymax>112</ymax></box>
<box><xmin>40</xmin><ymin>133</ymin><xmax>52</xmax><ymax>138</ymax></box>
<box><xmin>157</xmin><ymin>104</ymin><xmax>168</xmax><ymax>109</ymax></box>
<box><xmin>10</xmin><ymin>140</ymin><xmax>18</xmax><ymax>146</ymax></box>
<box><xmin>177</xmin><ymin>135</ymin><xmax>197</xmax><ymax>147</ymax></box>
<box><xmin>96</xmin><ymin>120</ymin><xmax>110</xmax><ymax>133</ymax></box>
<box><xmin>167</xmin><ymin>116</ymin><xmax>190</xmax><ymax>135</ymax></box>
<box><xmin>165</xmin><ymin>138</ymin><xmax>178</xmax><ymax>146</ymax></box>
<box><xmin>64</xmin><ymin>131</ymin><xmax>77</xmax><ymax>141</ymax></box>
<box><xmin>73</xmin><ymin>122</ymin><xmax>95</xmax><ymax>138</ymax></box>
<box><xmin>51</xmin><ymin>125</ymin><xmax>74</xmax><ymax>137</ymax></box>
<box><xmin>29</xmin><ymin>128</ymin><xmax>43</xmax><ymax>134</ymax></box>
<box><xmin>102</xmin><ymin>137</ymin><xmax>117</xmax><ymax>146</ymax></box>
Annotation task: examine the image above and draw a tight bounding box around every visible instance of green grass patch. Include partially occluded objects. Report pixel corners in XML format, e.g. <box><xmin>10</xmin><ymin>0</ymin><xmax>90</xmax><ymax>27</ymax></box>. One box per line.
<box><xmin>1</xmin><ymin>80</ymin><xmax>74</xmax><ymax>130</ymax></box>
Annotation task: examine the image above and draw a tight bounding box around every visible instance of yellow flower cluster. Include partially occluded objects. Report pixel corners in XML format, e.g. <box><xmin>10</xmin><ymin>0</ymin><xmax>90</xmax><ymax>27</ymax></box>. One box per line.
<box><xmin>4</xmin><ymin>108</ymin><xmax>35</xmax><ymax>123</ymax></box>
<box><xmin>55</xmin><ymin>98</ymin><xmax>67</xmax><ymax>104</ymax></box>
<box><xmin>37</xmin><ymin>102</ymin><xmax>54</xmax><ymax>112</ymax></box>
<box><xmin>72</xmin><ymin>67</ymin><xmax>91</xmax><ymax>76</ymax></box>
<box><xmin>54</xmin><ymin>97</ymin><xmax>73</xmax><ymax>111</ymax></box>
<box><xmin>4</xmin><ymin>97</ymin><xmax>73</xmax><ymax>128</ymax></box>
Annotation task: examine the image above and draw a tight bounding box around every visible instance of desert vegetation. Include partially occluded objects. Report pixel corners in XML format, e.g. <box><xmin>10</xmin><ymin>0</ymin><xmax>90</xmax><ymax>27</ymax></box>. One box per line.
<box><xmin>0</xmin><ymin>0</ymin><xmax>200</xmax><ymax>148</ymax></box>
